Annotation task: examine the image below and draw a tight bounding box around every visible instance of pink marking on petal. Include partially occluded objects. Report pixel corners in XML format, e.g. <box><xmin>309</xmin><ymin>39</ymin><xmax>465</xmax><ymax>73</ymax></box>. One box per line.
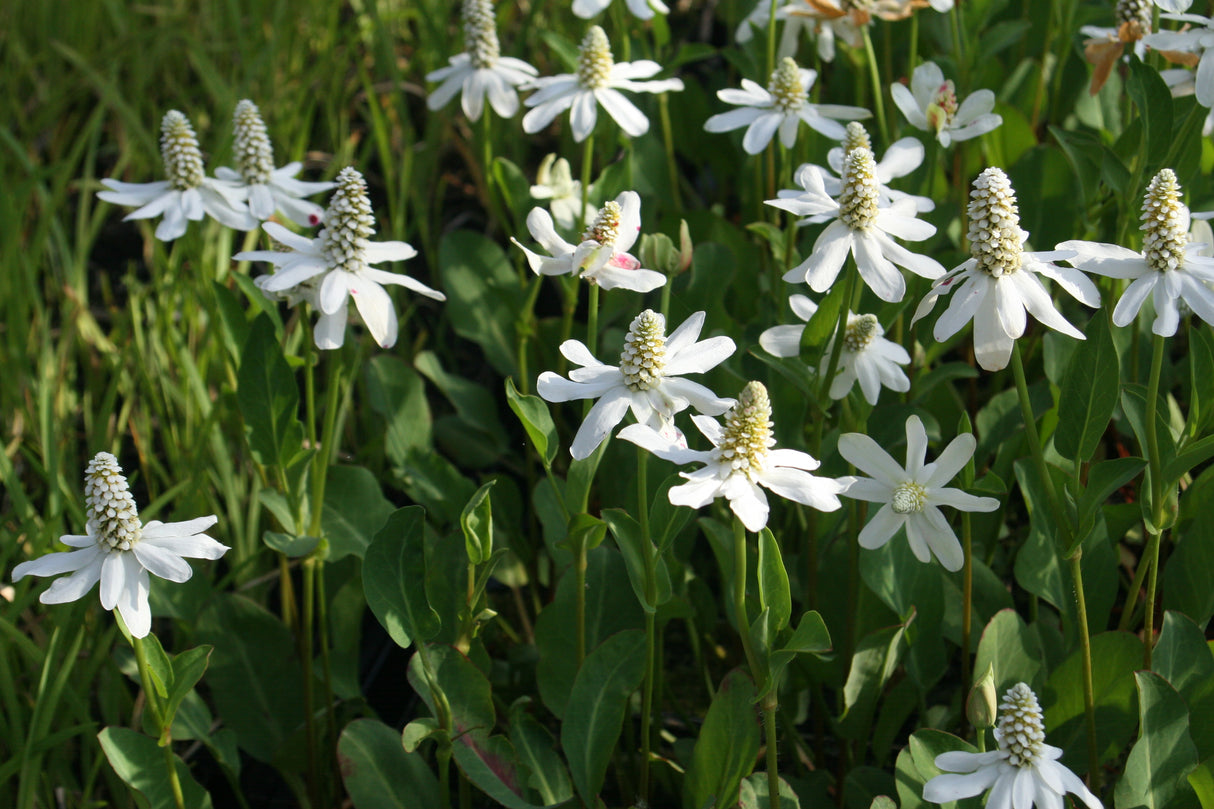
<box><xmin>610</xmin><ymin>252</ymin><xmax>642</xmax><ymax>270</ymax></box>
<box><xmin>309</xmin><ymin>213</ymin><xmax>321</xmax><ymax>226</ymax></box>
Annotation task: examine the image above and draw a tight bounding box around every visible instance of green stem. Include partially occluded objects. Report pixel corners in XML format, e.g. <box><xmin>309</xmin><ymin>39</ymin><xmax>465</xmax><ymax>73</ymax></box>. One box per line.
<box><xmin>961</xmin><ymin>511</ymin><xmax>973</xmax><ymax>706</ymax></box>
<box><xmin>732</xmin><ymin>517</ymin><xmax>761</xmax><ymax>677</ymax></box>
<box><xmin>587</xmin><ymin>283</ymin><xmax>600</xmax><ymax>357</ymax></box>
<box><xmin>861</xmin><ymin>26</ymin><xmax>889</xmax><ymax>147</ymax></box>
<box><xmin>818</xmin><ymin>263</ymin><xmax>861</xmax><ymax>404</ymax></box>
<box><xmin>132</xmin><ymin>636</ymin><xmax>185</xmax><ymax>809</ymax></box>
<box><xmin>763</xmin><ymin>694</ymin><xmax>781</xmax><ymax>805</ymax></box>
<box><xmin>1069</xmin><ymin>554</ymin><xmax>1102</xmax><ymax>793</ymax></box>
<box><xmin>1009</xmin><ymin>342</ymin><xmax>1069</xmax><ymax>539</ymax></box>
<box><xmin>637</xmin><ymin>448</ymin><xmax>656</xmax><ymax>806</ymax></box>
<box><xmin>575</xmin><ymin>542</ymin><xmax>588</xmax><ymax>666</ymax></box>
<box><xmin>658</xmin><ymin>93</ymin><xmax>682</xmax><ymax>212</ymax></box>
<box><xmin>301</xmin><ymin>558</ymin><xmax>320</xmax><ymax>807</ymax></box>
<box><xmin>1141</xmin><ymin>334</ymin><xmax>1167</xmax><ymax>668</ymax></box>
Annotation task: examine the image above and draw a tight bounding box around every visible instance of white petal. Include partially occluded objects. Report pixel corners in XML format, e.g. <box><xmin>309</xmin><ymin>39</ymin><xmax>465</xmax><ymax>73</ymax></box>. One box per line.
<box><xmin>933</xmin><ymin>273</ymin><xmax>987</xmax><ymax>340</ymax></box>
<box><xmin>132</xmin><ymin>542</ymin><xmax>194</xmax><ymax>583</ymax></box>
<box><xmin>348</xmin><ymin>274</ymin><xmax>398</xmax><ymax>348</ymax></box>
<box><xmin>923</xmin><ymin>767</ymin><xmax>1003</xmax><ymax>803</ymax></box>
<box><xmin>1112</xmin><ymin>274</ymin><xmax>1158</xmax><ymax>327</ymax></box>
<box><xmin>837</xmin><ymin>433</ymin><xmax>907</xmax><ymax>486</ymax></box>
<box><xmin>115</xmin><ymin>554</ymin><xmax>152</xmax><ymax>638</ymax></box>
<box><xmin>904</xmin><ymin>415</ymin><xmax>929</xmax><ymax>475</ymax></box>
<box><xmin>742</xmin><ymin>111</ymin><xmax>784</xmax><ymax>155</ymax></box>
<box><xmin>760</xmin><ymin>467</ymin><xmax>843</xmax><ymax>512</ymax></box>
<box><xmin>319</xmin><ymin>270</ymin><xmax>351</xmax><ymax>315</ymax></box>
<box><xmin>853</xmin><ymin>233</ymin><xmax>906</xmax><ymax>302</ymax></box>
<box><xmin>569</xmin><ymin>388</ymin><xmax>633</xmax><ymax>459</ymax></box>
<box><xmin>725</xmin><ymin>477</ymin><xmax>770</xmax><ymax>532</ymax></box>
<box><xmin>798</xmin><ymin>221</ymin><xmax>853</xmax><ymax>291</ymax></box>
<box><xmin>99</xmin><ymin>551</ymin><xmax>127</xmax><ymax>611</ymax></box>
<box><xmin>890</xmin><ymin>82</ymin><xmax>928</xmax><ymax>130</ymax></box>
<box><xmin>919</xmin><ymin>507</ymin><xmax>964</xmax><ymax>571</ymax></box>
<box><xmin>597</xmin><ymin>89</ymin><xmax>649</xmax><ymax>137</ymax></box>
<box><xmin>858</xmin><ymin>504</ymin><xmax>904</xmax><ymax>549</ymax></box>
<box><xmin>38</xmin><ymin>553</ymin><xmax>106</xmax><ymax>604</ymax></box>
<box><xmin>760</xmin><ymin>325</ymin><xmax>804</xmax><ymax>357</ymax></box>
<box><xmin>570</xmin><ymin>91</ymin><xmax>599</xmax><ymax>142</ymax></box>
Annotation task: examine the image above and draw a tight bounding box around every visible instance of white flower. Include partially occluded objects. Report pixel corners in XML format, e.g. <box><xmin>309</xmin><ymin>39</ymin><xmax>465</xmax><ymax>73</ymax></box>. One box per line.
<box><xmin>213</xmin><ymin>100</ymin><xmax>334</xmax><ymax>227</ymax></box>
<box><xmin>1143</xmin><ymin>12</ymin><xmax>1214</xmax><ymax>107</ymax></box>
<box><xmin>767</xmin><ymin>149</ymin><xmax>945</xmax><ymax>303</ymax></box>
<box><xmin>426</xmin><ymin>0</ymin><xmax>538</xmax><ymax>121</ymax></box>
<box><xmin>11</xmin><ymin>452</ymin><xmax>227</xmax><ymax>639</ymax></box>
<box><xmin>1158</xmin><ymin>68</ymin><xmax>1214</xmax><ymax>136</ymax></box>
<box><xmin>929</xmin><ymin>0</ymin><xmax>954</xmax><ymax>10</ymax></box>
<box><xmin>235</xmin><ymin>167</ymin><xmax>445</xmax><ymax>349</ymax></box>
<box><xmin>1154</xmin><ymin>0</ymin><xmax>1192</xmax><ymax>12</ymax></box>
<box><xmin>620</xmin><ymin>381</ymin><xmax>844</xmax><ymax>532</ymax></box>
<box><xmin>97</xmin><ymin>110</ymin><xmax>256</xmax><ymax>241</ymax></box>
<box><xmin>837</xmin><ymin>415</ymin><xmax>998</xmax><ymax>571</ymax></box>
<box><xmin>912</xmin><ymin>168</ymin><xmax>1100</xmax><ymax>371</ymax></box>
<box><xmin>530</xmin><ymin>154</ymin><xmax>590</xmax><ymax>229</ymax></box>
<box><xmin>891</xmin><ymin>62</ymin><xmax>1002</xmax><ymax>148</ymax></box>
<box><xmin>510</xmin><ymin>191</ymin><xmax>667</xmax><ymax>292</ymax></box>
<box><xmin>704</xmin><ymin>57</ymin><xmax>871</xmax><ymax>154</ymax></box>
<box><xmin>573</xmin><ymin>0</ymin><xmax>668</xmax><ymax>20</ymax></box>
<box><xmin>735</xmin><ymin>0</ymin><xmax>863</xmax><ymax>62</ymax></box>
<box><xmin>760</xmin><ymin>294</ymin><xmax>911</xmax><ymax>405</ymax></box>
<box><xmin>923</xmin><ymin>683</ymin><xmax>1103</xmax><ymax>809</ymax></box>
<box><xmin>538</xmin><ymin>310</ymin><xmax>736</xmax><ymax>459</ymax></box>
<box><xmin>521</xmin><ymin>25</ymin><xmax>683</xmax><ymax>142</ymax></box>
<box><xmin>812</xmin><ymin>122</ymin><xmax>934</xmax><ymax>216</ymax></box>
<box><xmin>1059</xmin><ymin>168</ymin><xmax>1214</xmax><ymax>336</ymax></box>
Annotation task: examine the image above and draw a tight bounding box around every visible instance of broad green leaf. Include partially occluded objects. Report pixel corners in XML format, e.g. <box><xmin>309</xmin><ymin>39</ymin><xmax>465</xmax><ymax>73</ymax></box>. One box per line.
<box><xmin>1153</xmin><ymin>611</ymin><xmax>1214</xmax><ymax>760</ymax></box>
<box><xmin>322</xmin><ymin>465</ymin><xmax>395</xmax><ymax>561</ymax></box>
<box><xmin>563</xmin><ymin>512</ymin><xmax>607</xmax><ymax>555</ymax></box>
<box><xmin>757</xmin><ymin>528</ymin><xmax>791</xmax><ymax>634</ymax></box>
<box><xmin>237</xmin><ymin>313</ymin><xmax>305</xmax><ymax>470</ymax></box>
<box><xmin>602</xmin><ymin>508</ymin><xmax>672</xmax><ymax>613</ymax></box>
<box><xmin>1165</xmin><ymin>434</ymin><xmax>1214</xmax><ymax>486</ymax></box>
<box><xmin>1190</xmin><ymin>760</ymin><xmax>1214</xmax><ymax>809</ymax></box>
<box><xmin>1190</xmin><ymin>326</ymin><xmax>1214</xmax><ymax>436</ymax></box>
<box><xmin>460</xmin><ymin>481</ymin><xmax>495</xmax><ymax>565</ymax></box>
<box><xmin>337</xmin><ymin>718</ymin><xmax>439</xmax><ymax>809</ymax></box>
<box><xmin>261</xmin><ymin>531</ymin><xmax>319</xmax><ymax>557</ymax></box>
<box><xmin>195</xmin><ymin>595</ymin><xmax>305</xmax><ymax>765</ymax></box>
<box><xmin>562</xmin><ymin>630</ymin><xmax>646</xmax><ymax>804</ymax></box>
<box><xmin>838</xmin><ymin>620</ymin><xmax>910</xmax><ymax>739</ymax></box>
<box><xmin>364</xmin><ymin>506</ymin><xmax>440</xmax><ymax>649</ymax></box>
<box><xmin>139</xmin><ymin>633</ymin><xmax>172</xmax><ymax>700</ymax></box>
<box><xmin>801</xmin><ymin>280</ymin><xmax>847</xmax><ymax>355</ymax></box>
<box><xmin>415</xmin><ymin>351</ymin><xmax>510</xmax><ymax>466</ymax></box>
<box><xmin>508</xmin><ymin>702</ymin><xmax>574</xmax><ymax>806</ymax></box>
<box><xmin>98</xmin><ymin>727</ymin><xmax>213</xmax><ymax>809</ymax></box>
<box><xmin>438</xmin><ymin>229</ymin><xmax>523</xmax><ymax>376</ymax></box>
<box><xmin>366</xmin><ymin>355</ymin><xmax>432</xmax><ymax>469</ymax></box>
<box><xmin>1121</xmin><ymin>384</ymin><xmax>1177</xmax><ymax>473</ymax></box>
<box><xmin>684</xmin><ymin>669</ymin><xmax>761</xmax><ymax>809</ymax></box>
<box><xmin>740</xmin><ymin>773</ymin><xmax>801</xmax><ymax>809</ymax></box>
<box><xmin>1113</xmin><ymin>672</ymin><xmax>1199</xmax><ymax>809</ymax></box>
<box><xmin>844</xmin><ymin>766</ymin><xmax>896</xmax><ymax>809</ymax></box>
<box><xmin>1055</xmin><ymin>313</ymin><xmax>1118</xmax><ymax>463</ymax></box>
<box><xmin>407</xmin><ymin>645</ymin><xmax>494</xmax><ymax>737</ymax></box>
<box><xmin>759</xmin><ymin>610</ymin><xmax>833</xmax><ymax>702</ymax></box>
<box><xmin>1163</xmin><ymin>502</ymin><xmax>1214</xmax><ymax>629</ymax></box>
<box><xmin>1044</xmin><ymin>631</ymin><xmax>1141</xmax><ymax>772</ymax></box>
<box><xmin>650</xmin><ymin>473</ymin><xmax>693</xmax><ymax>554</ymax></box>
<box><xmin>895</xmin><ymin>729</ymin><xmax>975</xmax><ymax>809</ymax></box>
<box><xmin>973</xmin><ymin>609</ymin><xmax>1044</xmax><ymax>694</ymax></box>
<box><xmin>1126</xmin><ymin>57</ymin><xmax>1174</xmax><ymax>177</ymax></box>
<box><xmin>1076</xmin><ymin>457</ymin><xmax>1146</xmax><ymax>546</ymax></box>
<box><xmin>402</xmin><ymin>718</ymin><xmax>443</xmax><ymax>753</ymax></box>
<box><xmin>534</xmin><ymin>547</ymin><xmax>643</xmax><ymax>718</ymax></box>
<box><xmin>505</xmin><ymin>378</ymin><xmax>559</xmax><ymax>467</ymax></box>
<box><xmin>163</xmin><ymin>646</ymin><xmax>212</xmax><ymax>735</ymax></box>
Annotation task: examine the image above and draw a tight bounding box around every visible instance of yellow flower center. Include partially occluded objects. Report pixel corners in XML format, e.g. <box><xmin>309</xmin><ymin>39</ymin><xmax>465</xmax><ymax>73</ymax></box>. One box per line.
<box><xmin>160</xmin><ymin>110</ymin><xmax>205</xmax><ymax>192</ymax></box>
<box><xmin>997</xmin><ymin>683</ymin><xmax>1047</xmax><ymax>767</ymax></box>
<box><xmin>890</xmin><ymin>480</ymin><xmax>927</xmax><ymax>514</ymax></box>
<box><xmin>968</xmin><ymin>167</ymin><xmax>1025</xmax><ymax>277</ymax></box>
<box><xmin>769</xmin><ymin>57</ymin><xmax>807</xmax><ymax>114</ymax></box>
<box><xmin>620</xmin><ymin>310</ymin><xmax>667</xmax><ymax>391</ymax></box>
<box><xmin>85</xmin><ymin>452</ymin><xmax>142</xmax><ymax>552</ymax></box>
<box><xmin>925</xmin><ymin>80</ymin><xmax>958</xmax><ymax>133</ymax></box>
<box><xmin>844</xmin><ymin>314</ymin><xmax>880</xmax><ymax>352</ymax></box>
<box><xmin>577</xmin><ymin>26</ymin><xmax>614</xmax><ymax>90</ymax></box>
<box><xmin>716</xmin><ymin>382</ymin><xmax>776</xmax><ymax>478</ymax></box>
<box><xmin>1141</xmin><ymin>168</ymin><xmax>1187</xmax><ymax>273</ymax></box>
<box><xmin>584</xmin><ymin>200</ymin><xmax>622</xmax><ymax>246</ymax></box>
<box><xmin>839</xmin><ymin>148</ymin><xmax>880</xmax><ymax>232</ymax></box>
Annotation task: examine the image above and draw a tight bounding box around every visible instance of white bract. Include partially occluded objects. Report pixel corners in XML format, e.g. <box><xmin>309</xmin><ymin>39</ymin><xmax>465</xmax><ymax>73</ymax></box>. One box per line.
<box><xmin>1144</xmin><ymin>12</ymin><xmax>1214</xmax><ymax>107</ymax></box>
<box><xmin>837</xmin><ymin>415</ymin><xmax>998</xmax><ymax>571</ymax></box>
<box><xmin>760</xmin><ymin>295</ymin><xmax>910</xmax><ymax>405</ymax></box>
<box><xmin>573</xmin><ymin>0</ymin><xmax>668</xmax><ymax>20</ymax></box>
<box><xmin>11</xmin><ymin>452</ymin><xmax>227</xmax><ymax>639</ymax></box>
<box><xmin>704</xmin><ymin>57</ymin><xmax>870</xmax><ymax>154</ymax></box>
<box><xmin>235</xmin><ymin>167</ymin><xmax>445</xmax><ymax>349</ymax></box>
<box><xmin>97</xmin><ymin>110</ymin><xmax>256</xmax><ymax>241</ymax></box>
<box><xmin>1059</xmin><ymin>168</ymin><xmax>1214</xmax><ymax>336</ymax></box>
<box><xmin>214</xmin><ymin>99</ymin><xmax>334</xmax><ymax>227</ymax></box>
<box><xmin>913</xmin><ymin>167</ymin><xmax>1099</xmax><ymax>371</ymax></box>
<box><xmin>891</xmin><ymin>62</ymin><xmax>1002</xmax><ymax>148</ymax></box>
<box><xmin>521</xmin><ymin>26</ymin><xmax>683</xmax><ymax>142</ymax></box>
<box><xmin>530</xmin><ymin>154</ymin><xmax>590</xmax><ymax>229</ymax></box>
<box><xmin>620</xmin><ymin>381</ymin><xmax>844</xmax><ymax>532</ymax></box>
<box><xmin>923</xmin><ymin>683</ymin><xmax>1103</xmax><ymax>809</ymax></box>
<box><xmin>767</xmin><ymin>148</ymin><xmax>945</xmax><ymax>303</ymax></box>
<box><xmin>426</xmin><ymin>0</ymin><xmax>538</xmax><ymax>121</ymax></box>
<box><xmin>811</xmin><ymin>122</ymin><xmax>934</xmax><ymax>216</ymax></box>
<box><xmin>511</xmin><ymin>191</ymin><xmax>666</xmax><ymax>292</ymax></box>
<box><xmin>538</xmin><ymin>310</ymin><xmax>736</xmax><ymax>459</ymax></box>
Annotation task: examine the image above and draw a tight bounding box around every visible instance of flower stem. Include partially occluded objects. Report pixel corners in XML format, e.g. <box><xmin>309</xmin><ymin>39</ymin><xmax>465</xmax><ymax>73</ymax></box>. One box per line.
<box><xmin>132</xmin><ymin>635</ymin><xmax>186</xmax><ymax>809</ymax></box>
<box><xmin>1009</xmin><ymin>342</ymin><xmax>1068</xmax><ymax>538</ymax></box>
<box><xmin>762</xmin><ymin>692</ymin><xmax>781</xmax><ymax>806</ymax></box>
<box><xmin>658</xmin><ymin>93</ymin><xmax>681</xmax><ymax>212</ymax></box>
<box><xmin>861</xmin><ymin>26</ymin><xmax>889</xmax><ymax>147</ymax></box>
<box><xmin>1141</xmin><ymin>333</ymin><xmax>1168</xmax><ymax>668</ymax></box>
<box><xmin>587</xmin><ymin>283</ymin><xmax>600</xmax><ymax>357</ymax></box>
<box><xmin>1069</xmin><ymin>552</ymin><xmax>1102</xmax><ymax>792</ymax></box>
<box><xmin>575</xmin><ymin>541</ymin><xmax>588</xmax><ymax>667</ymax></box>
<box><xmin>818</xmin><ymin>262</ymin><xmax>860</xmax><ymax>404</ymax></box>
<box><xmin>732</xmin><ymin>517</ymin><xmax>760</xmax><ymax>677</ymax></box>
<box><xmin>637</xmin><ymin>448</ymin><xmax>657</xmax><ymax>806</ymax></box>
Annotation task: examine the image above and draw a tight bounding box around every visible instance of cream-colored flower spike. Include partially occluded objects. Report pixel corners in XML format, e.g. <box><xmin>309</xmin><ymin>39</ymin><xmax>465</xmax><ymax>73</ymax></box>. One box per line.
<box><xmin>97</xmin><ymin>110</ymin><xmax>256</xmax><ymax>241</ymax></box>
<box><xmin>1060</xmin><ymin>167</ymin><xmax>1214</xmax><ymax>336</ymax></box>
<box><xmin>913</xmin><ymin>167</ymin><xmax>1100</xmax><ymax>371</ymax></box>
<box><xmin>521</xmin><ymin>25</ymin><xmax>683</xmax><ymax>142</ymax></box>
<box><xmin>704</xmin><ymin>57</ymin><xmax>870</xmax><ymax>154</ymax></box>
<box><xmin>236</xmin><ymin>167</ymin><xmax>445</xmax><ymax>349</ymax></box>
<box><xmin>621</xmin><ymin>381</ymin><xmax>844</xmax><ymax>531</ymax></box>
<box><xmin>537</xmin><ymin>310</ymin><xmax>736</xmax><ymax>459</ymax></box>
<box><xmin>426</xmin><ymin>0</ymin><xmax>538</xmax><ymax>121</ymax></box>
<box><xmin>213</xmin><ymin>100</ymin><xmax>334</xmax><ymax>226</ymax></box>
<box><xmin>923</xmin><ymin>683</ymin><xmax>1102</xmax><ymax>809</ymax></box>
<box><xmin>11</xmin><ymin>452</ymin><xmax>227</xmax><ymax>639</ymax></box>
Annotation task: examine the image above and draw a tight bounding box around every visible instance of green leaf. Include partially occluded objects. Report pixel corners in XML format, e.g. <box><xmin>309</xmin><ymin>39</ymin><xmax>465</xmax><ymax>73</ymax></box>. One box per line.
<box><xmin>322</xmin><ymin>465</ymin><xmax>395</xmax><ymax>561</ymax></box>
<box><xmin>602</xmin><ymin>508</ymin><xmax>671</xmax><ymax>613</ymax></box>
<box><xmin>508</xmin><ymin>702</ymin><xmax>574</xmax><ymax>806</ymax></box>
<box><xmin>460</xmin><ymin>481</ymin><xmax>495</xmax><ymax>565</ymax></box>
<box><xmin>261</xmin><ymin>531</ymin><xmax>320</xmax><ymax>557</ymax></box>
<box><xmin>684</xmin><ymin>669</ymin><xmax>761</xmax><ymax>809</ymax></box>
<box><xmin>740</xmin><ymin>773</ymin><xmax>802</xmax><ymax>809</ymax></box>
<box><xmin>1121</xmin><ymin>384</ymin><xmax>1178</xmax><ymax>472</ymax></box>
<box><xmin>140</xmin><ymin>633</ymin><xmax>172</xmax><ymax>700</ymax></box>
<box><xmin>195</xmin><ymin>595</ymin><xmax>305</xmax><ymax>765</ymax></box>
<box><xmin>364</xmin><ymin>506</ymin><xmax>440</xmax><ymax>649</ymax></box>
<box><xmin>505</xmin><ymin>378</ymin><xmax>559</xmax><ymax>468</ymax></box>
<box><xmin>337</xmin><ymin>718</ymin><xmax>439</xmax><ymax>809</ymax></box>
<box><xmin>1044</xmin><ymin>631</ymin><xmax>1142</xmax><ymax>772</ymax></box>
<box><xmin>439</xmin><ymin>229</ymin><xmax>523</xmax><ymax>376</ymax></box>
<box><xmin>163</xmin><ymin>646</ymin><xmax>212</xmax><ymax>734</ymax></box>
<box><xmin>237</xmin><ymin>313</ymin><xmax>305</xmax><ymax>470</ymax></box>
<box><xmin>1165</xmin><ymin>435</ymin><xmax>1214</xmax><ymax>486</ymax></box>
<box><xmin>761</xmin><ymin>611</ymin><xmax>833</xmax><ymax>701</ymax></box>
<box><xmin>562</xmin><ymin>630</ymin><xmax>646</xmax><ymax>804</ymax></box>
<box><xmin>366</xmin><ymin>355</ymin><xmax>433</xmax><ymax>470</ymax></box>
<box><xmin>1163</xmin><ymin>511</ymin><xmax>1214</xmax><ymax>629</ymax></box>
<box><xmin>1114</xmin><ymin>672</ymin><xmax>1200</xmax><ymax>809</ymax></box>
<box><xmin>758</xmin><ymin>528</ymin><xmax>791</xmax><ymax>634</ymax></box>
<box><xmin>838</xmin><ymin>620</ymin><xmax>910</xmax><ymax>739</ymax></box>
<box><xmin>1190</xmin><ymin>326</ymin><xmax>1214</xmax><ymax>436</ymax></box>
<box><xmin>801</xmin><ymin>281</ymin><xmax>847</xmax><ymax>355</ymax></box>
<box><xmin>1126</xmin><ymin>57</ymin><xmax>1174</xmax><ymax>177</ymax></box>
<box><xmin>1153</xmin><ymin>611</ymin><xmax>1214</xmax><ymax>760</ymax></box>
<box><xmin>98</xmin><ymin>727</ymin><xmax>213</xmax><ymax>809</ymax></box>
<box><xmin>1076</xmin><ymin>457</ymin><xmax>1147</xmax><ymax>546</ymax></box>
<box><xmin>563</xmin><ymin>512</ymin><xmax>607</xmax><ymax>555</ymax></box>
<box><xmin>895</xmin><ymin>730</ymin><xmax>975</xmax><ymax>809</ymax></box>
<box><xmin>1055</xmin><ymin>313</ymin><xmax>1119</xmax><ymax>463</ymax></box>
<box><xmin>973</xmin><ymin>609</ymin><xmax>1044</xmax><ymax>694</ymax></box>
<box><xmin>1190</xmin><ymin>760</ymin><xmax>1214</xmax><ymax>809</ymax></box>
<box><xmin>650</xmin><ymin>473</ymin><xmax>693</xmax><ymax>554</ymax></box>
